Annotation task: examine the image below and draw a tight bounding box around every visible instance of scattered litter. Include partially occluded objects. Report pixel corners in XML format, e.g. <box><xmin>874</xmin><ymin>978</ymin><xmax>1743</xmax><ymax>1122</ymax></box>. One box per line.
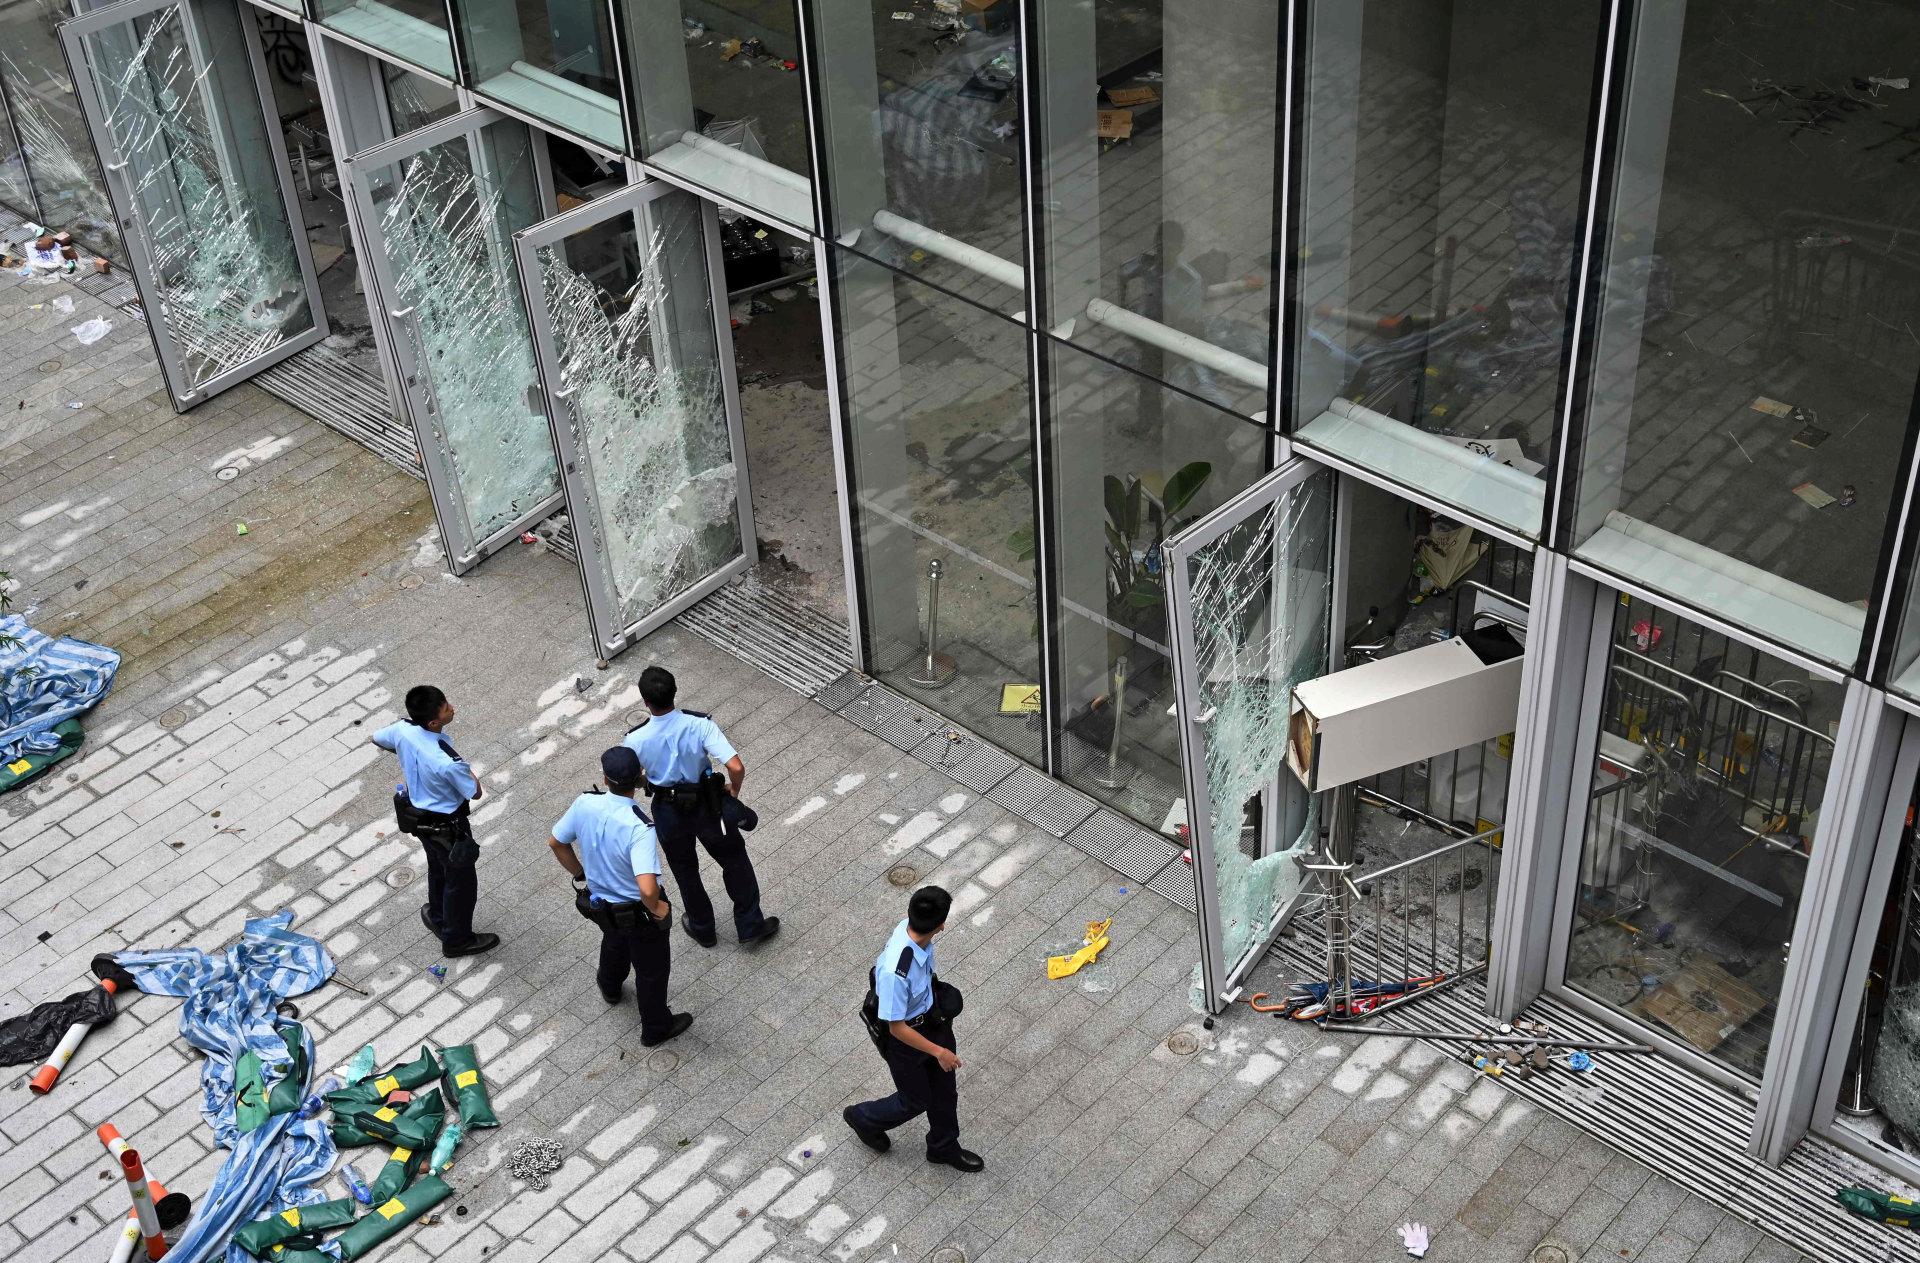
<box><xmin>891</xmin><ymin>9</ymin><xmax>913</xmax><ymax>17</ymax></box>
<box><xmin>1867</xmin><ymin>76</ymin><xmax>1911</xmax><ymax>92</ymax></box>
<box><xmin>1399</xmin><ymin>1221</ymin><xmax>1430</xmax><ymax>1258</ymax></box>
<box><xmin>505</xmin><ymin>1137</ymin><xmax>565</xmax><ymax>1189</ymax></box>
<box><xmin>801</xmin><ymin>1148</ymin><xmax>813</xmax><ymax>1159</ymax></box>
<box><xmin>1792</xmin><ymin>481</ymin><xmax>1837</xmax><ymax>509</ymax></box>
<box><xmin>720</xmin><ymin>36</ymin><xmax>743</xmax><ymax>58</ymax></box>
<box><xmin>0</xmin><ymin>960</ymin><xmax>130</xmax><ymax>1090</ymax></box>
<box><xmin>1046</xmin><ymin>917</ymin><xmax>1112</xmax><ymax>979</ymax></box>
<box><xmin>65</xmin><ymin>400</ymin><xmax>81</xmax><ymax>410</ymax></box>
<box><xmin>1727</xmin><ymin>430</ymin><xmax>1754</xmax><ymax>463</ymax></box>
<box><xmin>235</xmin><ymin>522</ymin><xmax>249</xmax><ymax>535</ymax></box>
<box><xmin>427</xmin><ymin>963</ymin><xmax>447</xmax><ymax>981</ymax></box>
<box><xmin>1791</xmin><ymin>424</ymin><xmax>1829</xmax><ymax>449</ymax></box>
<box><xmin>573</xmin><ymin>674</ymin><xmax>592</xmax><ymax>693</ymax></box>
<box><xmin>69</xmin><ymin>318</ymin><xmax>111</xmax><ymax>345</ymax></box>
<box><xmin>1107</xmin><ymin>86</ymin><xmax>1158</xmax><ymax>107</ymax></box>
<box><xmin>51</xmin><ymin>295</ymin><xmax>73</xmax><ymax>314</ymax></box>
<box><xmin>519</xmin><ymin>531</ymin><xmax>538</xmax><ymax>544</ymax></box>
<box><xmin>1750</xmin><ymin>395</ymin><xmax>1794</xmax><ymax>417</ymax></box>
<box><xmin>1840</xmin><ymin>484</ymin><xmax>1858</xmax><ymax>507</ymax></box>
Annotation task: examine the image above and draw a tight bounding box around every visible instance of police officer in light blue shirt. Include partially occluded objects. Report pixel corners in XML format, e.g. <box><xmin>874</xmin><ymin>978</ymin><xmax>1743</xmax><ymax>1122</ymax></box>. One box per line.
<box><xmin>548</xmin><ymin>747</ymin><xmax>691</xmax><ymax>1047</ymax></box>
<box><xmin>623</xmin><ymin>666</ymin><xmax>778</xmax><ymax>949</ymax></box>
<box><xmin>373</xmin><ymin>685</ymin><xmax>497</xmax><ymax>957</ymax></box>
<box><xmin>843</xmin><ymin>886</ymin><xmax>983</xmax><ymax>1172</ymax></box>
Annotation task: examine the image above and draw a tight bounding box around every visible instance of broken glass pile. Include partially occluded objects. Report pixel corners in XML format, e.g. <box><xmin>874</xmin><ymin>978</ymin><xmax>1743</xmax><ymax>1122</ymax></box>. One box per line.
<box><xmin>534</xmin><ymin>190</ymin><xmax>741</xmax><ymax>635</ymax></box>
<box><xmin>1184</xmin><ymin>468</ymin><xmax>1334</xmax><ymax>970</ymax></box>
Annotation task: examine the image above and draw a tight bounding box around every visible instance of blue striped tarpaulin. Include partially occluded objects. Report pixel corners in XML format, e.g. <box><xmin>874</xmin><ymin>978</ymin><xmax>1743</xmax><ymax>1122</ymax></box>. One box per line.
<box><xmin>118</xmin><ymin>912</ymin><xmax>339</xmax><ymax>1263</ymax></box>
<box><xmin>0</xmin><ymin>614</ymin><xmax>119</xmax><ymax>761</ymax></box>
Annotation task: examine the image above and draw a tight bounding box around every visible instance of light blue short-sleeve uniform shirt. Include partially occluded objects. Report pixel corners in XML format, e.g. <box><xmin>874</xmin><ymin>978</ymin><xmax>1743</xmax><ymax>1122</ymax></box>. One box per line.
<box><xmin>623</xmin><ymin>709</ymin><xmax>737</xmax><ymax>786</ymax></box>
<box><xmin>874</xmin><ymin>918</ymin><xmax>934</xmax><ymax>1021</ymax></box>
<box><xmin>553</xmin><ymin>791</ymin><xmax>661</xmax><ymax>905</ymax></box>
<box><xmin>372</xmin><ymin>721</ymin><xmax>477</xmax><ymax>814</ymax></box>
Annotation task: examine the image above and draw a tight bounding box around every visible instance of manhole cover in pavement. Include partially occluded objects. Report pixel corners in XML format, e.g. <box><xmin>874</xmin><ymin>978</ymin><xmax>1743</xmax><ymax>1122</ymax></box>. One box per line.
<box><xmin>158</xmin><ymin>706</ymin><xmax>190</xmax><ymax>730</ymax></box>
<box><xmin>384</xmin><ymin>866</ymin><xmax>418</xmax><ymax>889</ymax></box>
<box><xmin>37</xmin><ymin>359</ymin><xmax>58</xmax><ymax>373</ymax></box>
<box><xmin>399</xmin><ymin>575</ymin><xmax>424</xmax><ymax>590</ymax></box>
<box><xmin>1166</xmin><ymin>1030</ymin><xmax>1199</xmax><ymax>1056</ymax></box>
<box><xmin>929</xmin><ymin>1249</ymin><xmax>967</xmax><ymax>1263</ymax></box>
<box><xmin>215</xmin><ymin>467</ymin><xmax>239</xmax><ymax>481</ymax></box>
<box><xmin>886</xmin><ymin>863</ymin><xmax>917</xmax><ymax>888</ymax></box>
<box><xmin>647</xmin><ymin>1050</ymin><xmax>680</xmax><ymax>1073</ymax></box>
<box><xmin>1530</xmin><ymin>1246</ymin><xmax>1571</xmax><ymax>1263</ymax></box>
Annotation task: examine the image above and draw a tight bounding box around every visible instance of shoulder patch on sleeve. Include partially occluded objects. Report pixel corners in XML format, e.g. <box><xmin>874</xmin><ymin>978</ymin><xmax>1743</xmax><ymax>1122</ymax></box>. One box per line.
<box><xmin>894</xmin><ymin>945</ymin><xmax>917</xmax><ymax>978</ymax></box>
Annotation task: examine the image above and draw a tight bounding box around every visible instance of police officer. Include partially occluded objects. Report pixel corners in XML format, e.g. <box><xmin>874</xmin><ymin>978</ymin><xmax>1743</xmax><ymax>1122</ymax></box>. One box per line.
<box><xmin>842</xmin><ymin>886</ymin><xmax>983</xmax><ymax>1172</ymax></box>
<box><xmin>548</xmin><ymin>747</ymin><xmax>692</xmax><ymax>1047</ymax></box>
<box><xmin>623</xmin><ymin>665</ymin><xmax>779</xmax><ymax>949</ymax></box>
<box><xmin>373</xmin><ymin>685</ymin><xmax>498</xmax><ymax>956</ymax></box>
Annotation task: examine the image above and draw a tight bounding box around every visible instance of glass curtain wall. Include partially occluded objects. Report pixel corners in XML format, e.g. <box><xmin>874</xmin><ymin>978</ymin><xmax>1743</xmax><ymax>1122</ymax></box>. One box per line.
<box><xmin>1035</xmin><ymin>0</ymin><xmax>1279</xmax><ymax>421</ymax></box>
<box><xmin>1048</xmin><ymin>338</ymin><xmax>1268</xmax><ymax>825</ymax></box>
<box><xmin>616</xmin><ymin>0</ymin><xmax>813</xmax><ymax>230</ymax></box>
<box><xmin>0</xmin><ymin>0</ymin><xmax>120</xmax><ymax>258</ymax></box>
<box><xmin>454</xmin><ymin>0</ymin><xmax>623</xmax><ymax>148</ymax></box>
<box><xmin>833</xmin><ymin>245</ymin><xmax>1043</xmax><ymax>767</ymax></box>
<box><xmin>809</xmin><ymin>0</ymin><xmax>1025</xmax><ymax>313</ymax></box>
<box><xmin>384</xmin><ymin>62</ymin><xmax>462</xmax><ymax>133</ymax></box>
<box><xmin>315</xmin><ymin>0</ymin><xmax>458</xmax><ymax>79</ymax></box>
<box><xmin>0</xmin><ymin>70</ymin><xmax>34</xmax><ymax>214</ymax></box>
<box><xmin>1289</xmin><ymin>0</ymin><xmax>1607</xmax><ymax>538</ymax></box>
<box><xmin>1564</xmin><ymin>592</ymin><xmax>1841</xmax><ymax>1079</ymax></box>
<box><xmin>1570</xmin><ymin>0</ymin><xmax>1920</xmax><ymax>666</ymax></box>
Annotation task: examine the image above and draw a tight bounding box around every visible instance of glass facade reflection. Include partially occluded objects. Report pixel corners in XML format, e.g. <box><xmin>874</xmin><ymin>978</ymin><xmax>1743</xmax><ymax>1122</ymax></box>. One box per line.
<box><xmin>1290</xmin><ymin>0</ymin><xmax>1606</xmax><ymax>538</ymax></box>
<box><xmin>834</xmin><ymin>246</ymin><xmax>1042</xmax><ymax>766</ymax></box>
<box><xmin>315</xmin><ymin>0</ymin><xmax>456</xmax><ymax>79</ymax></box>
<box><xmin>1566</xmin><ymin>593</ymin><xmax>1839</xmax><ymax>1078</ymax></box>
<box><xmin>0</xmin><ymin>0</ymin><xmax>120</xmax><ymax>259</ymax></box>
<box><xmin>455</xmin><ymin>0</ymin><xmax>623</xmax><ymax>149</ymax></box>
<box><xmin>1571</xmin><ymin>0</ymin><xmax>1920</xmax><ymax>665</ymax></box>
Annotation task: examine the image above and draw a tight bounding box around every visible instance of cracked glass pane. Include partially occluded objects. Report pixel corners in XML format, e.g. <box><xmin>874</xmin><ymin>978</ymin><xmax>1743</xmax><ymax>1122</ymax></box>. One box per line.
<box><xmin>533</xmin><ymin>189</ymin><xmax>741</xmax><ymax>634</ymax></box>
<box><xmin>0</xmin><ymin>40</ymin><xmax>120</xmax><ymax>260</ymax></box>
<box><xmin>77</xmin><ymin>0</ymin><xmax>314</xmax><ymax>391</ymax></box>
<box><xmin>1185</xmin><ymin>468</ymin><xmax>1334</xmax><ymax>970</ymax></box>
<box><xmin>366</xmin><ymin>121</ymin><xmax>559</xmax><ymax>547</ymax></box>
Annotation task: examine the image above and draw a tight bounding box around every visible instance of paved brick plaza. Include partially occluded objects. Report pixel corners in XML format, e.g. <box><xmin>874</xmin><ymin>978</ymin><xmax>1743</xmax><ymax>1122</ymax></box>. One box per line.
<box><xmin>0</xmin><ymin>265</ymin><xmax>1809</xmax><ymax>1263</ymax></box>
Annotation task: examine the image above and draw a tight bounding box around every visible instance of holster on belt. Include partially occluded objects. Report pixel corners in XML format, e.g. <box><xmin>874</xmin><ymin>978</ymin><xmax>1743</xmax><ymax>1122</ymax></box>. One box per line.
<box><xmin>393</xmin><ymin>793</ymin><xmax>465</xmax><ymax>842</ymax></box>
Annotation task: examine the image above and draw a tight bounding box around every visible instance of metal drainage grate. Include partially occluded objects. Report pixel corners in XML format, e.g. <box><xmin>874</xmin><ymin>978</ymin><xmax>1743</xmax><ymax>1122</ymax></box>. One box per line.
<box><xmin>1166</xmin><ymin>1030</ymin><xmax>1199</xmax><ymax>1056</ymax></box>
<box><xmin>384</xmin><ymin>866</ymin><xmax>418</xmax><ymax>890</ymax></box>
<box><xmin>913</xmin><ymin>732</ymin><xmax>1019</xmax><ymax>795</ymax></box>
<box><xmin>157</xmin><ymin>705</ymin><xmax>190</xmax><ymax>730</ymax></box>
<box><xmin>646</xmin><ymin>1049</ymin><xmax>680</xmax><ymax>1073</ymax></box>
<box><xmin>886</xmin><ymin>863</ymin><xmax>917</xmax><ymax>888</ymax></box>
<box><xmin>986</xmin><ymin>765</ymin><xmax>1099</xmax><ymax>839</ymax></box>
<box><xmin>1063</xmin><ymin>810</ymin><xmax>1180</xmax><ymax>883</ymax></box>
<box><xmin>814</xmin><ymin>669</ymin><xmax>871</xmax><ymax>712</ymax></box>
<box><xmin>1530</xmin><ymin>1247</ymin><xmax>1570</xmax><ymax>1263</ymax></box>
<box><xmin>1146</xmin><ymin>858</ymin><xmax>1198</xmax><ymax>912</ymax></box>
<box><xmin>872</xmin><ymin>702</ymin><xmax>946</xmax><ymax>753</ymax></box>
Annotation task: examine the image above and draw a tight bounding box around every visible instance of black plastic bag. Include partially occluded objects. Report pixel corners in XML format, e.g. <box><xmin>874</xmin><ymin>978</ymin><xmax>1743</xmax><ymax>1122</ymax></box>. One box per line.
<box><xmin>0</xmin><ymin>981</ymin><xmax>118</xmax><ymax>1066</ymax></box>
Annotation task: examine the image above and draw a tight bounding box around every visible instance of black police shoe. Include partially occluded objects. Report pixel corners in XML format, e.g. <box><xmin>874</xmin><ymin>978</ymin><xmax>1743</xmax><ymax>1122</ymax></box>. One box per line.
<box><xmin>686</xmin><ymin>923</ymin><xmax>718</xmax><ymax>949</ymax></box>
<box><xmin>419</xmin><ymin>905</ymin><xmax>441</xmax><ymax>936</ymax></box>
<box><xmin>740</xmin><ymin>916</ymin><xmax>781</xmax><ymax>947</ymax></box>
<box><xmin>927</xmin><ymin>1148</ymin><xmax>984</xmax><ymax>1173</ymax></box>
<box><xmin>600</xmin><ymin>982</ymin><xmax>624</xmax><ymax>1005</ymax></box>
<box><xmin>842</xmin><ymin>1105</ymin><xmax>889</xmax><ymax>1153</ymax></box>
<box><xmin>642</xmin><ymin>1012</ymin><xmax>694</xmax><ymax>1047</ymax></box>
<box><xmin>443</xmin><ymin>932</ymin><xmax>501</xmax><ymax>957</ymax></box>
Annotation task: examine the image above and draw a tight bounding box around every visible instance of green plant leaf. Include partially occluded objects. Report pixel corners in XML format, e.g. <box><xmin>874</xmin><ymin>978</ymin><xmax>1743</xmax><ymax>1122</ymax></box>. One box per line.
<box><xmin>1163</xmin><ymin>461</ymin><xmax>1213</xmax><ymax>516</ymax></box>
<box><xmin>1007</xmin><ymin>524</ymin><xmax>1036</xmax><ymax>562</ymax></box>
<box><xmin>1124</xmin><ymin>478</ymin><xmax>1144</xmax><ymax>536</ymax></box>
<box><xmin>1103</xmin><ymin>475</ymin><xmax>1128</xmax><ymax>530</ymax></box>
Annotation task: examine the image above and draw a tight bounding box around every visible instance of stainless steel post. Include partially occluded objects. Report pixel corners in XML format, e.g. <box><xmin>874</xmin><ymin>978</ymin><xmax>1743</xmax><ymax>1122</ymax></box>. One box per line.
<box><xmin>907</xmin><ymin>558</ymin><xmax>957</xmax><ymax>688</ymax></box>
<box><xmin>1092</xmin><ymin>652</ymin><xmax>1134</xmax><ymax>789</ymax></box>
<box><xmin>1327</xmin><ymin>779</ymin><xmax>1357</xmax><ymax>1020</ymax></box>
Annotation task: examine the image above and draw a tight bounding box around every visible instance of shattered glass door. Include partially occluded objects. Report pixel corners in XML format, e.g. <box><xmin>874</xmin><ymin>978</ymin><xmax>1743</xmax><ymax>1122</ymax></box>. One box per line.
<box><xmin>61</xmin><ymin>0</ymin><xmax>325</xmax><ymax>408</ymax></box>
<box><xmin>345</xmin><ymin>109</ymin><xmax>562</xmax><ymax>572</ymax></box>
<box><xmin>1165</xmin><ymin>460</ymin><xmax>1335</xmax><ymax>1009</ymax></box>
<box><xmin>513</xmin><ymin>183</ymin><xmax>753</xmax><ymax>658</ymax></box>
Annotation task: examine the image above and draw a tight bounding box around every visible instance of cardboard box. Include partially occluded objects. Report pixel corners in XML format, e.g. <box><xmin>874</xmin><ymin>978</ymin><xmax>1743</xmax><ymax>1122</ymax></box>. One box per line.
<box><xmin>1097</xmin><ymin>109</ymin><xmax>1133</xmax><ymax>140</ymax></box>
<box><xmin>1287</xmin><ymin>635</ymin><xmax>1525</xmax><ymax>791</ymax></box>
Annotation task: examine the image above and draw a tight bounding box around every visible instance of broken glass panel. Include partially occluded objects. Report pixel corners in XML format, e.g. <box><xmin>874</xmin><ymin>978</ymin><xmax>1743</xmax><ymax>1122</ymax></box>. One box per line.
<box><xmin>532</xmin><ymin>189</ymin><xmax>742</xmax><ymax>635</ymax></box>
<box><xmin>0</xmin><ymin>39</ymin><xmax>119</xmax><ymax>259</ymax></box>
<box><xmin>365</xmin><ymin>122</ymin><xmax>559</xmax><ymax>548</ymax></box>
<box><xmin>1184</xmin><ymin>467</ymin><xmax>1334</xmax><ymax>971</ymax></box>
<box><xmin>73</xmin><ymin>0</ymin><xmax>313</xmax><ymax>392</ymax></box>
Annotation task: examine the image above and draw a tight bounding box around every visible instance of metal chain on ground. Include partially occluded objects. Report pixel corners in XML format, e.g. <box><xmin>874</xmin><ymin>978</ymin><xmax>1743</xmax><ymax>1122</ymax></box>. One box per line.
<box><xmin>505</xmin><ymin>1137</ymin><xmax>564</xmax><ymax>1190</ymax></box>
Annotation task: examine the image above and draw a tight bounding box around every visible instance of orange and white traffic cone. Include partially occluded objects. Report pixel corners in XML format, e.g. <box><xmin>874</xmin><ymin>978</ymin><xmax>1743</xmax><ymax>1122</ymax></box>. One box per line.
<box><xmin>98</xmin><ymin>1124</ymin><xmax>186</xmax><ymax>1261</ymax></box>
<box><xmin>28</xmin><ymin>977</ymin><xmax>117</xmax><ymax>1093</ymax></box>
<box><xmin>116</xmin><ymin>1147</ymin><xmax>167</xmax><ymax>1260</ymax></box>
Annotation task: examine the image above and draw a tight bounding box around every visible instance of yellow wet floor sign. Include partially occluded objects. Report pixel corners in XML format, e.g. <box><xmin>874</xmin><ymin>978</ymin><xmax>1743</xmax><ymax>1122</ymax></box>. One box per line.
<box><xmin>1047</xmin><ymin>917</ymin><xmax>1112</xmax><ymax>979</ymax></box>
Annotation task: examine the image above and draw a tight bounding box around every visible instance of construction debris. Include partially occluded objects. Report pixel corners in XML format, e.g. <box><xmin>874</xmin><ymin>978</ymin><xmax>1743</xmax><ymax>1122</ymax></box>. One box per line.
<box><xmin>504</xmin><ymin>1138</ymin><xmax>565</xmax><ymax>1190</ymax></box>
<box><xmin>1046</xmin><ymin>918</ymin><xmax>1112</xmax><ymax>979</ymax></box>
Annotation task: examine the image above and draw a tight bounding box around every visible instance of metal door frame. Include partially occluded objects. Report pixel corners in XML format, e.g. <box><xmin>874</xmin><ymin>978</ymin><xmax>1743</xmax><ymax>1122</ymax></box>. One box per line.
<box><xmin>511</xmin><ymin>180</ymin><xmax>756</xmax><ymax>659</ymax></box>
<box><xmin>339</xmin><ymin>105</ymin><xmax>564</xmax><ymax>573</ymax></box>
<box><xmin>60</xmin><ymin>0</ymin><xmax>327</xmax><ymax>410</ymax></box>
<box><xmin>1164</xmin><ymin>455</ymin><xmax>1332</xmax><ymax>1010</ymax></box>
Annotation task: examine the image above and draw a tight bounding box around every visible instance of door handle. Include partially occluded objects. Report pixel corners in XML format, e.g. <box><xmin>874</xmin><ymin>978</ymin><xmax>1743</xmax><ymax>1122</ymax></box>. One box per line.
<box><xmin>389</xmin><ymin>306</ymin><xmax>416</xmax><ymax>320</ymax></box>
<box><xmin>553</xmin><ymin>385</ymin><xmax>576</xmax><ymax>401</ymax></box>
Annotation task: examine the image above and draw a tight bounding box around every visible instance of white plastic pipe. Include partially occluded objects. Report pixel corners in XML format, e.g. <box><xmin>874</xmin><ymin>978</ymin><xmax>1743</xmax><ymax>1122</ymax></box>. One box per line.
<box><xmin>1086</xmin><ymin>298</ymin><xmax>1268</xmax><ymax>389</ymax></box>
<box><xmin>29</xmin><ymin>977</ymin><xmax>117</xmax><ymax>1093</ymax></box>
<box><xmin>870</xmin><ymin>210</ymin><xmax>1027</xmax><ymax>292</ymax></box>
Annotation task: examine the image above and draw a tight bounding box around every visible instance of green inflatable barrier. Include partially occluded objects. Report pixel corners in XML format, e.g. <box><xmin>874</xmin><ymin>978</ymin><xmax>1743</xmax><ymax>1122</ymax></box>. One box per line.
<box><xmin>233</xmin><ymin>1198</ymin><xmax>358</xmax><ymax>1256</ymax></box>
<box><xmin>266</xmin><ymin>1027</ymin><xmax>310</xmax><ymax>1118</ymax></box>
<box><xmin>0</xmin><ymin>719</ymin><xmax>83</xmax><ymax>795</ymax></box>
<box><xmin>264</xmin><ymin>1247</ymin><xmax>330</xmax><ymax>1263</ymax></box>
<box><xmin>332</xmin><ymin>1175</ymin><xmax>454</xmax><ymax>1260</ymax></box>
<box><xmin>329</xmin><ymin>1099</ymin><xmax>413</xmax><ymax>1146</ymax></box>
<box><xmin>1837</xmin><ymin>1185</ymin><xmax>1920</xmax><ymax>1228</ymax></box>
<box><xmin>439</xmin><ymin>1045</ymin><xmax>499</xmax><ymax>1129</ymax></box>
<box><xmin>328</xmin><ymin>1047</ymin><xmax>442</xmax><ymax>1109</ymax></box>
<box><xmin>368</xmin><ymin>1091</ymin><xmax>443</xmax><ymax>1202</ymax></box>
